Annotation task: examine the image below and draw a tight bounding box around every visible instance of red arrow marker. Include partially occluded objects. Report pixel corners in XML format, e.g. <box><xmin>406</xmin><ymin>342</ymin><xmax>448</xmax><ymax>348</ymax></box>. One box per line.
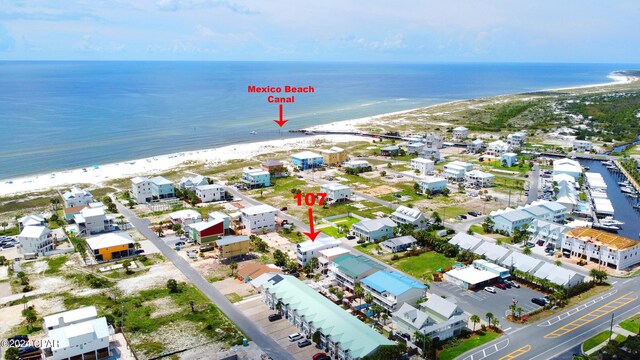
<box><xmin>303</xmin><ymin>207</ymin><xmax>321</xmax><ymax>242</ymax></box>
<box><xmin>273</xmin><ymin>104</ymin><xmax>288</xmax><ymax>127</ymax></box>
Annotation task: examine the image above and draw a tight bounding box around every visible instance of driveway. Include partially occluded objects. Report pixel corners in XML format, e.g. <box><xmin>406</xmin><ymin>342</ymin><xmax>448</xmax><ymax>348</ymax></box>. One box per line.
<box><xmin>236</xmin><ymin>297</ymin><xmax>322</xmax><ymax>360</ymax></box>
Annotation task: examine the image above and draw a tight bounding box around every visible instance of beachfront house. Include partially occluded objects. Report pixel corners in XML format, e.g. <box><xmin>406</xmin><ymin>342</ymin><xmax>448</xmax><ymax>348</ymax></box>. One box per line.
<box><xmin>190</xmin><ymin>220</ymin><xmax>225</xmax><ymax>244</ymax></box>
<box><xmin>419</xmin><ymin>147</ymin><xmax>441</xmax><ymax>162</ymax></box>
<box><xmin>261</xmin><ymin>275</ymin><xmax>394</xmax><ymax>359</ymax></box>
<box><xmin>464</xmin><ymin>170</ymin><xmax>495</xmax><ymax>187</ymax></box>
<box><xmin>418</xmin><ymin>177</ymin><xmax>448</xmax><ymax>193</ymax></box>
<box><xmin>501</xmin><ymin>152</ymin><xmax>518</xmax><ymax>167</ymax></box>
<box><xmin>424</xmin><ymin>134</ymin><xmax>444</xmax><ymax>149</ymax></box>
<box><xmin>328</xmin><ymin>254</ymin><xmax>385</xmax><ymax>289</ymax></box>
<box><xmin>42</xmin><ymin>307</ymin><xmax>112</xmax><ymax>360</ymax></box>
<box><xmin>380</xmin><ymin>235</ymin><xmax>417</xmax><ymax>253</ymax></box>
<box><xmin>490</xmin><ymin>210</ymin><xmax>535</xmax><ymax>235</ymax></box>
<box><xmin>406</xmin><ymin>142</ymin><xmax>425</xmax><ymax>154</ymax></box>
<box><xmin>361</xmin><ymin>271</ymin><xmax>427</xmax><ymax>312</ymax></box>
<box><xmin>75</xmin><ymin>207</ymin><xmax>116</xmax><ymax>235</ymax></box>
<box><xmin>443</xmin><ymin>161</ymin><xmax>473</xmax><ymax>181</ymax></box>
<box><xmin>291</xmin><ymin>151</ymin><xmax>324</xmax><ymax>170</ymax></box>
<box><xmin>452</xmin><ymin>126</ymin><xmax>468</xmax><ymax>141</ymax></box>
<box><xmin>195</xmin><ymin>183</ymin><xmax>226</xmax><ymax>203</ymax></box>
<box><xmin>394</xmin><ymin>296</ymin><xmax>468</xmax><ymax>342</ymax></box>
<box><xmin>572</xmin><ymin>140</ymin><xmax>593</xmax><ymax>153</ymax></box>
<box><xmin>240</xmin><ymin>204</ymin><xmax>278</xmax><ymax>233</ymax></box>
<box><xmin>18</xmin><ymin>226</ymin><xmax>54</xmax><ymax>256</ymax></box>
<box><xmin>350</xmin><ymin>218</ymin><xmax>397</xmax><ymax>242</ymax></box>
<box><xmin>507</xmin><ymin>132</ymin><xmax>526</xmax><ymax>147</ymax></box>
<box><xmin>410</xmin><ymin>158</ymin><xmax>434</xmax><ymax>175</ymax></box>
<box><xmin>380</xmin><ymin>145</ymin><xmax>400</xmax><ymax>156</ymax></box>
<box><xmin>320</xmin><ymin>146</ymin><xmax>347</xmax><ymax>166</ymax></box>
<box><xmin>62</xmin><ymin>186</ymin><xmax>94</xmax><ymax>208</ymax></box>
<box><xmin>297</xmin><ymin>236</ymin><xmax>342</xmax><ymax>266</ymax></box>
<box><xmin>177</xmin><ymin>175</ymin><xmax>208</xmax><ymax>190</ymax></box>
<box><xmin>86</xmin><ymin>232</ymin><xmax>135</xmax><ymax>262</ymax></box>
<box><xmin>486</xmin><ymin>140</ymin><xmax>513</xmax><ymax>156</ymax></box>
<box><xmin>320</xmin><ymin>182</ymin><xmax>352</xmax><ymax>203</ymax></box>
<box><xmin>391</xmin><ymin>205</ymin><xmax>429</xmax><ymax>229</ymax></box>
<box><xmin>242</xmin><ymin>168</ymin><xmax>271</xmax><ymax>188</ymax></box>
<box><xmin>130</xmin><ymin>176</ymin><xmax>175</xmax><ymax>203</ymax></box>
<box><xmin>561</xmin><ymin>228</ymin><xmax>640</xmax><ymax>270</ymax></box>
<box><xmin>553</xmin><ymin>158</ymin><xmax>582</xmax><ymax>180</ymax></box>
<box><xmin>467</xmin><ymin>139</ymin><xmax>483</xmax><ymax>154</ymax></box>
<box><xmin>18</xmin><ymin>214</ymin><xmax>45</xmax><ymax>230</ymax></box>
<box><xmin>262</xmin><ymin>160</ymin><xmax>288</xmax><ymax>178</ymax></box>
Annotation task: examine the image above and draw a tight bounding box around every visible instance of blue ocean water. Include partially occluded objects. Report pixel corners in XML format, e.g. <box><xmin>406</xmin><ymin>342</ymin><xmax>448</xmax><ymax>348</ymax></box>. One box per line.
<box><xmin>0</xmin><ymin>62</ymin><xmax>633</xmax><ymax>179</ymax></box>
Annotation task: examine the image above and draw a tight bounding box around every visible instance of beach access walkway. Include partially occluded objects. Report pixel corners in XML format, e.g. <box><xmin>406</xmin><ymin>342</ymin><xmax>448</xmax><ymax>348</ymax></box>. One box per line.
<box><xmin>114</xmin><ymin>200</ymin><xmax>294</xmax><ymax>360</ymax></box>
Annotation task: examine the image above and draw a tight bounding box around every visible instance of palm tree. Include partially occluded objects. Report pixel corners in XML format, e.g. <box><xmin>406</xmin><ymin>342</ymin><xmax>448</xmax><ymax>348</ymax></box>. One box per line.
<box><xmin>516</xmin><ymin>307</ymin><xmax>524</xmax><ymax>319</ymax></box>
<box><xmin>491</xmin><ymin>318</ymin><xmax>500</xmax><ymax>329</ymax></box>
<box><xmin>381</xmin><ymin>313</ymin><xmax>389</xmax><ymax>325</ymax></box>
<box><xmin>310</xmin><ymin>257</ymin><xmax>319</xmax><ymax>271</ymax></box>
<box><xmin>364</xmin><ymin>292</ymin><xmax>374</xmax><ymax>306</ymax></box>
<box><xmin>122</xmin><ymin>260</ymin><xmax>132</xmax><ymax>273</ymax></box>
<box><xmin>156</xmin><ymin>221</ymin><xmax>164</xmax><ymax>237</ymax></box>
<box><xmin>229</xmin><ymin>261</ymin><xmax>238</xmax><ymax>276</ymax></box>
<box><xmin>413</xmin><ymin>331</ymin><xmax>432</xmax><ymax>359</ymax></box>
<box><xmin>1</xmin><ymin>221</ymin><xmax>7</xmax><ymax>231</ymax></box>
<box><xmin>470</xmin><ymin>314</ymin><xmax>480</xmax><ymax>331</ymax></box>
<box><xmin>353</xmin><ymin>282</ymin><xmax>364</xmax><ymax>307</ymax></box>
<box><xmin>554</xmin><ymin>260</ymin><xmax>562</xmax><ymax>266</ymax></box>
<box><xmin>523</xmin><ymin>246</ymin><xmax>532</xmax><ymax>255</ymax></box>
<box><xmin>486</xmin><ymin>312</ymin><xmax>494</xmax><ymax>325</ymax></box>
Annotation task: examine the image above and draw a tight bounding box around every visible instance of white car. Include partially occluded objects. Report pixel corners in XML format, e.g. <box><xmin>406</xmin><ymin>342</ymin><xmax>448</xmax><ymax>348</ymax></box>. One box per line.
<box><xmin>484</xmin><ymin>286</ymin><xmax>496</xmax><ymax>294</ymax></box>
<box><xmin>288</xmin><ymin>333</ymin><xmax>303</xmax><ymax>342</ymax></box>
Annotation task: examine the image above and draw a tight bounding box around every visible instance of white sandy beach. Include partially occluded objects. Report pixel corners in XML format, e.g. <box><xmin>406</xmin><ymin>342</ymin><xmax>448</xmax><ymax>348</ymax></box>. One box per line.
<box><xmin>0</xmin><ymin>135</ymin><xmax>368</xmax><ymax>196</ymax></box>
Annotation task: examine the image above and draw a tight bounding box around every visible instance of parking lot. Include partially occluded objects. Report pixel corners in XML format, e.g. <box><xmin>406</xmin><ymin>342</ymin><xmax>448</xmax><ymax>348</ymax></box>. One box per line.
<box><xmin>431</xmin><ymin>280</ymin><xmax>546</xmax><ymax>327</ymax></box>
<box><xmin>236</xmin><ymin>297</ymin><xmax>321</xmax><ymax>360</ymax></box>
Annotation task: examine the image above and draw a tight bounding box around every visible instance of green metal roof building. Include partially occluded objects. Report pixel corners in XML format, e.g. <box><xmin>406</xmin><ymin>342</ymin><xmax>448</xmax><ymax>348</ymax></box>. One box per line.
<box><xmin>330</xmin><ymin>254</ymin><xmax>385</xmax><ymax>288</ymax></box>
<box><xmin>263</xmin><ymin>274</ymin><xmax>394</xmax><ymax>359</ymax></box>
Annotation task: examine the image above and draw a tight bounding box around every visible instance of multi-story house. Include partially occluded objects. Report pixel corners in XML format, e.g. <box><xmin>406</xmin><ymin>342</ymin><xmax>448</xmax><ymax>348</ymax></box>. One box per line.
<box><xmin>320</xmin><ymin>182</ymin><xmax>352</xmax><ymax>203</ymax></box>
<box><xmin>18</xmin><ymin>226</ymin><xmax>54</xmax><ymax>255</ymax></box>
<box><xmin>452</xmin><ymin>126</ymin><xmax>468</xmax><ymax>141</ymax></box>
<box><xmin>410</xmin><ymin>158</ymin><xmax>434</xmax><ymax>175</ymax></box>
<box><xmin>240</xmin><ymin>204</ymin><xmax>278</xmax><ymax>233</ymax></box>
<box><xmin>62</xmin><ymin>186</ymin><xmax>94</xmax><ymax>208</ymax></box>
<box><xmin>242</xmin><ymin>168</ymin><xmax>271</xmax><ymax>188</ymax></box>
<box><xmin>361</xmin><ymin>271</ymin><xmax>427</xmax><ymax>312</ymax></box>
<box><xmin>350</xmin><ymin>218</ymin><xmax>397</xmax><ymax>242</ymax></box>
<box><xmin>195</xmin><ymin>183</ymin><xmax>226</xmax><ymax>203</ymax></box>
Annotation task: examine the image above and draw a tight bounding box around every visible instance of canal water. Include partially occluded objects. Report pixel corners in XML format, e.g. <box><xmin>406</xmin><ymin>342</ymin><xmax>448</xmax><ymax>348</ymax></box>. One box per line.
<box><xmin>577</xmin><ymin>159</ymin><xmax>640</xmax><ymax>240</ymax></box>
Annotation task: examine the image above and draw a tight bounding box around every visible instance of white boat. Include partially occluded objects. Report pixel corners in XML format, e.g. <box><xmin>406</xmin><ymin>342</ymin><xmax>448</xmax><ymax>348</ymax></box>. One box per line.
<box><xmin>619</xmin><ymin>181</ymin><xmax>631</xmax><ymax>186</ymax></box>
<box><xmin>250</xmin><ymin>131</ymin><xmax>258</xmax><ymax>135</ymax></box>
<box><xmin>601</xmin><ymin>218</ymin><xmax>624</xmax><ymax>227</ymax></box>
<box><xmin>621</xmin><ymin>186</ymin><xmax>637</xmax><ymax>194</ymax></box>
<box><xmin>602</xmin><ymin>160</ymin><xmax>614</xmax><ymax>166</ymax></box>
<box><xmin>594</xmin><ymin>223</ymin><xmax>620</xmax><ymax>231</ymax></box>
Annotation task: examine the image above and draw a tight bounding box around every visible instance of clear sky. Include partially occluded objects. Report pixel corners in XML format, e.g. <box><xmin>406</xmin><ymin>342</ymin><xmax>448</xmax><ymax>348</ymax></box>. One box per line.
<box><xmin>1</xmin><ymin>0</ymin><xmax>639</xmax><ymax>62</ymax></box>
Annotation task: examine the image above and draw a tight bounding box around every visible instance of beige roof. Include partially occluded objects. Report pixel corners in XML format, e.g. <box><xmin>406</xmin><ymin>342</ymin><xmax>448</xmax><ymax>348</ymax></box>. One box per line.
<box><xmin>565</xmin><ymin>227</ymin><xmax>638</xmax><ymax>250</ymax></box>
<box><xmin>86</xmin><ymin>232</ymin><xmax>134</xmax><ymax>250</ymax></box>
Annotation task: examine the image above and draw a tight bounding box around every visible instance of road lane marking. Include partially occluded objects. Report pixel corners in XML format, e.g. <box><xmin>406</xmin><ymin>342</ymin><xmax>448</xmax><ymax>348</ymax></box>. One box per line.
<box><xmin>461</xmin><ymin>338</ymin><xmax>510</xmax><ymax>360</ymax></box>
<box><xmin>611</xmin><ymin>281</ymin><xmax>618</xmax><ymax>285</ymax></box>
<box><xmin>544</xmin><ymin>292</ymin><xmax>637</xmax><ymax>338</ymax></box>
<box><xmin>503</xmin><ymin>327</ymin><xmax>512</xmax><ymax>332</ymax></box>
<box><xmin>498</xmin><ymin>344</ymin><xmax>532</xmax><ymax>360</ymax></box>
<box><xmin>538</xmin><ymin>289</ymin><xmax>618</xmax><ymax>327</ymax></box>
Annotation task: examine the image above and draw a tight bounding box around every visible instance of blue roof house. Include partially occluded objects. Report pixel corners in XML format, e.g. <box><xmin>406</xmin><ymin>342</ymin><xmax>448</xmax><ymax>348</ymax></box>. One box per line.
<box><xmin>362</xmin><ymin>271</ymin><xmax>427</xmax><ymax>312</ymax></box>
<box><xmin>291</xmin><ymin>151</ymin><xmax>324</xmax><ymax>170</ymax></box>
<box><xmin>491</xmin><ymin>210</ymin><xmax>535</xmax><ymax>235</ymax></box>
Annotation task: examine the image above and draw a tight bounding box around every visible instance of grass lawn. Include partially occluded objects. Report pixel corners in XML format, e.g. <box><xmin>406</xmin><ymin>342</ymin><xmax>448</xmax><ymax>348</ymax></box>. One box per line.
<box><xmin>469</xmin><ymin>225</ymin><xmax>486</xmax><ymax>234</ymax></box>
<box><xmin>620</xmin><ymin>314</ymin><xmax>640</xmax><ymax>334</ymax></box>
<box><xmin>277</xmin><ymin>230</ymin><xmax>306</xmax><ymax>244</ymax></box>
<box><xmin>395</xmin><ymin>251</ymin><xmax>457</xmax><ymax>282</ymax></box>
<box><xmin>439</xmin><ymin>331</ymin><xmax>501</xmax><ymax>360</ymax></box>
<box><xmin>583</xmin><ymin>330</ymin><xmax>611</xmax><ymax>352</ymax></box>
<box><xmin>225</xmin><ymin>293</ymin><xmax>243</xmax><ymax>303</ymax></box>
<box><xmin>320</xmin><ymin>226</ymin><xmax>344</xmax><ymax>239</ymax></box>
<box><xmin>329</xmin><ymin>216</ymin><xmax>361</xmax><ymax>229</ymax></box>
<box><xmin>0</xmin><ymin>226</ymin><xmax>20</xmax><ymax>236</ymax></box>
<box><xmin>45</xmin><ymin>255</ymin><xmax>69</xmax><ymax>275</ymax></box>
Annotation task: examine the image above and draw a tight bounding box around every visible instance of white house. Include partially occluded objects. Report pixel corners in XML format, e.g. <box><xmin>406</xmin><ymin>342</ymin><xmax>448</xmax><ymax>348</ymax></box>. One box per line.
<box><xmin>195</xmin><ymin>184</ymin><xmax>225</xmax><ymax>203</ymax></box>
<box><xmin>507</xmin><ymin>132</ymin><xmax>526</xmax><ymax>147</ymax></box>
<box><xmin>528</xmin><ymin>219</ymin><xmax>570</xmax><ymax>248</ymax></box>
<box><xmin>130</xmin><ymin>176</ymin><xmax>175</xmax><ymax>203</ymax></box>
<box><xmin>572</xmin><ymin>140</ymin><xmax>593</xmax><ymax>152</ymax></box>
<box><xmin>561</xmin><ymin>227</ymin><xmax>640</xmax><ymax>270</ymax></box>
<box><xmin>18</xmin><ymin>226</ymin><xmax>54</xmax><ymax>256</ymax></box>
<box><xmin>424</xmin><ymin>134</ymin><xmax>443</xmax><ymax>149</ymax></box>
<box><xmin>452</xmin><ymin>126</ymin><xmax>468</xmax><ymax>141</ymax></box>
<box><xmin>18</xmin><ymin>214</ymin><xmax>45</xmax><ymax>230</ymax></box>
<box><xmin>406</xmin><ymin>142</ymin><xmax>425</xmax><ymax>154</ymax></box>
<box><xmin>465</xmin><ymin>170</ymin><xmax>495</xmax><ymax>187</ymax></box>
<box><xmin>393</xmin><ymin>296</ymin><xmax>467</xmax><ymax>341</ymax></box>
<box><xmin>553</xmin><ymin>158</ymin><xmax>582</xmax><ymax>180</ymax></box>
<box><xmin>361</xmin><ymin>271</ymin><xmax>427</xmax><ymax>312</ymax></box>
<box><xmin>410</xmin><ymin>158</ymin><xmax>434</xmax><ymax>175</ymax></box>
<box><xmin>443</xmin><ymin>161</ymin><xmax>473</xmax><ymax>181</ymax></box>
<box><xmin>43</xmin><ymin>310</ymin><xmax>111</xmax><ymax>360</ymax></box>
<box><xmin>44</xmin><ymin>306</ymin><xmax>98</xmax><ymax>331</ymax></box>
<box><xmin>297</xmin><ymin>236</ymin><xmax>342</xmax><ymax>266</ymax></box>
<box><xmin>343</xmin><ymin>160</ymin><xmax>371</xmax><ymax>169</ymax></box>
<box><xmin>486</xmin><ymin>140</ymin><xmax>513</xmax><ymax>156</ymax></box>
<box><xmin>391</xmin><ymin>206</ymin><xmax>429</xmax><ymax>229</ymax></box>
<box><xmin>240</xmin><ymin>204</ymin><xmax>278</xmax><ymax>233</ymax></box>
<box><xmin>168</xmin><ymin>209</ymin><xmax>202</xmax><ymax>226</ymax></box>
<box><xmin>467</xmin><ymin>139</ymin><xmax>483</xmax><ymax>154</ymax></box>
<box><xmin>418</xmin><ymin>177</ymin><xmax>448</xmax><ymax>193</ymax></box>
<box><xmin>62</xmin><ymin>187</ymin><xmax>94</xmax><ymax>208</ymax></box>
<box><xmin>320</xmin><ymin>182</ymin><xmax>352</xmax><ymax>203</ymax></box>
<box><xmin>178</xmin><ymin>175</ymin><xmax>209</xmax><ymax>190</ymax></box>
<box><xmin>350</xmin><ymin>218</ymin><xmax>397</xmax><ymax>242</ymax></box>
<box><xmin>490</xmin><ymin>210</ymin><xmax>535</xmax><ymax>235</ymax></box>
<box><xmin>74</xmin><ymin>208</ymin><xmax>116</xmax><ymax>235</ymax></box>
<box><xmin>500</xmin><ymin>152</ymin><xmax>518</xmax><ymax>167</ymax></box>
<box><xmin>419</xmin><ymin>148</ymin><xmax>441</xmax><ymax>162</ymax></box>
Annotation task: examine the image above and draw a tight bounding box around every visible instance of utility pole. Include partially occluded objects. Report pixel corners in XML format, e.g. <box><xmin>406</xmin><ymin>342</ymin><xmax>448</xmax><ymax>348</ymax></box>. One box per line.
<box><xmin>508</xmin><ymin>188</ymin><xmax>512</xmax><ymax>207</ymax></box>
<box><xmin>609</xmin><ymin>313</ymin><xmax>614</xmax><ymax>342</ymax></box>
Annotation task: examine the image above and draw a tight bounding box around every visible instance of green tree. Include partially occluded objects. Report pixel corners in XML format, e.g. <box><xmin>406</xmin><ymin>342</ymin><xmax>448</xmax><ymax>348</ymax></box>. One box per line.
<box><xmin>413</xmin><ymin>182</ymin><xmax>421</xmax><ymax>193</ymax></box>
<box><xmin>523</xmin><ymin>247</ymin><xmax>532</xmax><ymax>255</ymax></box>
<box><xmin>470</xmin><ymin>314</ymin><xmax>480</xmax><ymax>331</ymax></box>
<box><xmin>273</xmin><ymin>249</ymin><xmax>288</xmax><ymax>267</ymax></box>
<box><xmin>486</xmin><ymin>312</ymin><xmax>494</xmax><ymax>325</ymax></box>
<box><xmin>482</xmin><ymin>217</ymin><xmax>495</xmax><ymax>233</ymax></box>
<box><xmin>166</xmin><ymin>278</ymin><xmax>179</xmax><ymax>293</ymax></box>
<box><xmin>589</xmin><ymin>269</ymin><xmax>608</xmax><ymax>284</ymax></box>
<box><xmin>229</xmin><ymin>261</ymin><xmax>238</xmax><ymax>276</ymax></box>
<box><xmin>4</xmin><ymin>346</ymin><xmax>19</xmax><ymax>360</ymax></box>
<box><xmin>22</xmin><ymin>306</ymin><xmax>38</xmax><ymax>330</ymax></box>
<box><xmin>285</xmin><ymin>261</ymin><xmax>298</xmax><ymax>274</ymax></box>
<box><xmin>431</xmin><ymin>211</ymin><xmax>442</xmax><ymax>226</ymax></box>
<box><xmin>50</xmin><ymin>197</ymin><xmax>60</xmax><ymax>210</ymax></box>
<box><xmin>354</xmin><ymin>282</ymin><xmax>365</xmax><ymax>306</ymax></box>
<box><xmin>122</xmin><ymin>260</ymin><xmax>132</xmax><ymax>274</ymax></box>
<box><xmin>312</xmin><ymin>330</ymin><xmax>321</xmax><ymax>347</ymax></box>
<box><xmin>1</xmin><ymin>221</ymin><xmax>8</xmax><ymax>231</ymax></box>
<box><xmin>364</xmin><ymin>292</ymin><xmax>374</xmax><ymax>305</ymax></box>
<box><xmin>156</xmin><ymin>221</ymin><xmax>164</xmax><ymax>237</ymax></box>
<box><xmin>413</xmin><ymin>331</ymin><xmax>433</xmax><ymax>359</ymax></box>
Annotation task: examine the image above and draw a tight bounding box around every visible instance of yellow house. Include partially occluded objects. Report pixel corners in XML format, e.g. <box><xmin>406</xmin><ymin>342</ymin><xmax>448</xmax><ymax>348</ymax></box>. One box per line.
<box><xmin>321</xmin><ymin>147</ymin><xmax>347</xmax><ymax>166</ymax></box>
<box><xmin>86</xmin><ymin>232</ymin><xmax>135</xmax><ymax>262</ymax></box>
<box><xmin>215</xmin><ymin>235</ymin><xmax>251</xmax><ymax>259</ymax></box>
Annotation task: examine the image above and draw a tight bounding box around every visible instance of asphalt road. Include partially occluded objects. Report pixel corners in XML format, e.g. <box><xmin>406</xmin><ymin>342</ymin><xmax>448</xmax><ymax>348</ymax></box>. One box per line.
<box><xmin>526</xmin><ymin>164</ymin><xmax>540</xmax><ymax>204</ymax></box>
<box><xmin>114</xmin><ymin>200</ymin><xmax>294</xmax><ymax>360</ymax></box>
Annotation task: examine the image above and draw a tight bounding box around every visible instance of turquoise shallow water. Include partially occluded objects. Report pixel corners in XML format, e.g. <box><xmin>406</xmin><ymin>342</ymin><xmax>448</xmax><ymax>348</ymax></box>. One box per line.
<box><xmin>0</xmin><ymin>61</ymin><xmax>633</xmax><ymax>178</ymax></box>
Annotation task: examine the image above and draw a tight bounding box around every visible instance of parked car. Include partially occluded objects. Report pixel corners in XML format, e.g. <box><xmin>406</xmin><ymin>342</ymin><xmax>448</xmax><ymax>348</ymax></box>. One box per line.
<box><xmin>175</xmin><ymin>241</ymin><xmax>186</xmax><ymax>246</ymax></box>
<box><xmin>7</xmin><ymin>335</ymin><xmax>28</xmax><ymax>343</ymax></box>
<box><xmin>268</xmin><ymin>314</ymin><xmax>282</xmax><ymax>322</ymax></box>
<box><xmin>346</xmin><ymin>235</ymin><xmax>356</xmax><ymax>240</ymax></box>
<box><xmin>484</xmin><ymin>286</ymin><xmax>496</xmax><ymax>294</ymax></box>
<box><xmin>280</xmin><ymin>206</ymin><xmax>288</xmax><ymax>211</ymax></box>
<box><xmin>135</xmin><ymin>249</ymin><xmax>145</xmax><ymax>255</ymax></box>
<box><xmin>495</xmin><ymin>283</ymin><xmax>507</xmax><ymax>290</ymax></box>
<box><xmin>18</xmin><ymin>346</ymin><xmax>39</xmax><ymax>355</ymax></box>
<box><xmin>507</xmin><ymin>280</ymin><xmax>520</xmax><ymax>288</ymax></box>
<box><xmin>313</xmin><ymin>353</ymin><xmax>329</xmax><ymax>360</ymax></box>
<box><xmin>288</xmin><ymin>333</ymin><xmax>303</xmax><ymax>342</ymax></box>
<box><xmin>298</xmin><ymin>339</ymin><xmax>312</xmax><ymax>348</ymax></box>
<box><xmin>467</xmin><ymin>211</ymin><xmax>480</xmax><ymax>217</ymax></box>
<box><xmin>531</xmin><ymin>297</ymin><xmax>546</xmax><ymax>306</ymax></box>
